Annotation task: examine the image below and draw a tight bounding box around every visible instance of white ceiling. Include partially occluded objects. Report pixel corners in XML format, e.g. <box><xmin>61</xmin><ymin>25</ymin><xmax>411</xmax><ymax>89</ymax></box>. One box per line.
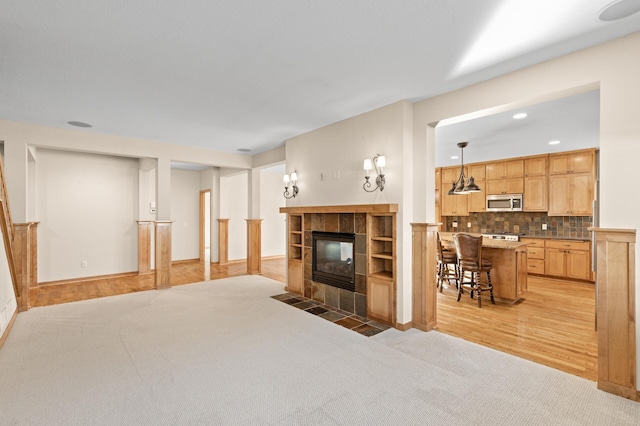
<box><xmin>1</xmin><ymin>1</ymin><xmax>639</xmax><ymax>157</ymax></box>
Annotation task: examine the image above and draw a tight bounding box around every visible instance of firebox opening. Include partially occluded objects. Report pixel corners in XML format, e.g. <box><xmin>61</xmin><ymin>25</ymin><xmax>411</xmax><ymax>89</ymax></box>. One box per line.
<box><xmin>312</xmin><ymin>231</ymin><xmax>356</xmax><ymax>292</ymax></box>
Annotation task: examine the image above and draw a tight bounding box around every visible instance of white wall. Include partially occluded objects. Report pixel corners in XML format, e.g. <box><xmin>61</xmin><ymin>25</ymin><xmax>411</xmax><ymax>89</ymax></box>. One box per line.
<box><xmin>36</xmin><ymin>149</ymin><xmax>139</xmax><ymax>282</ymax></box>
<box><xmin>260</xmin><ymin>166</ymin><xmax>286</xmax><ymax>258</ymax></box>
<box><xmin>220</xmin><ymin>171</ymin><xmax>248</xmax><ymax>261</ymax></box>
<box><xmin>284</xmin><ymin>100</ymin><xmax>413</xmax><ymax>321</ymax></box>
<box><xmin>171</xmin><ymin>168</ymin><xmax>201</xmax><ymax>261</ymax></box>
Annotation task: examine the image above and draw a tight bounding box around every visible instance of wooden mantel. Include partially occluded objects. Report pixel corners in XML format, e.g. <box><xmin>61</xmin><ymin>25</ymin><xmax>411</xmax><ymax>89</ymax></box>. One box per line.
<box><xmin>280</xmin><ymin>204</ymin><xmax>398</xmax><ymax>214</ymax></box>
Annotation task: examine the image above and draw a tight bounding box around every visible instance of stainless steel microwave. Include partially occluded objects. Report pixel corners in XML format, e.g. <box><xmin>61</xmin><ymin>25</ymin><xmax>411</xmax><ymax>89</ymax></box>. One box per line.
<box><xmin>486</xmin><ymin>194</ymin><xmax>523</xmax><ymax>212</ymax></box>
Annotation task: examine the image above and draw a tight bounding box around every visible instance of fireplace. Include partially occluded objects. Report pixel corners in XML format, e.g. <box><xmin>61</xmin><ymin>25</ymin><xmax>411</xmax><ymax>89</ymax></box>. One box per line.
<box><xmin>312</xmin><ymin>231</ymin><xmax>355</xmax><ymax>292</ymax></box>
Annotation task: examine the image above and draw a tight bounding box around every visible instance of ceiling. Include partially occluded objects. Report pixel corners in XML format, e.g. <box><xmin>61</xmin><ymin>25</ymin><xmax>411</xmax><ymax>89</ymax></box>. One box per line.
<box><xmin>1</xmin><ymin>1</ymin><xmax>639</xmax><ymax>157</ymax></box>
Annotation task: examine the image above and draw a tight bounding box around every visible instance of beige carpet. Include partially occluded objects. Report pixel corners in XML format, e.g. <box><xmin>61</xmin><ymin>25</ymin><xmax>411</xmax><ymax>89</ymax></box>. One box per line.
<box><xmin>0</xmin><ymin>275</ymin><xmax>638</xmax><ymax>425</ymax></box>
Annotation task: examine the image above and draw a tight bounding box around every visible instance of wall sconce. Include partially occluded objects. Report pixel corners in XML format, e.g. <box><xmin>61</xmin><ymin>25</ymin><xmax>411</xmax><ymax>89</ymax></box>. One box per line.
<box><xmin>363</xmin><ymin>154</ymin><xmax>385</xmax><ymax>192</ymax></box>
<box><xmin>283</xmin><ymin>171</ymin><xmax>298</xmax><ymax>199</ymax></box>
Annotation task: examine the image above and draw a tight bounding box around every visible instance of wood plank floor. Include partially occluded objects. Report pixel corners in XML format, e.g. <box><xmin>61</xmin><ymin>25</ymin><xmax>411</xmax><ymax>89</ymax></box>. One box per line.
<box><xmin>436</xmin><ymin>274</ymin><xmax>598</xmax><ymax>381</ymax></box>
<box><xmin>29</xmin><ymin>257</ymin><xmax>286</xmax><ymax>307</ymax></box>
<box><xmin>28</xmin><ymin>260</ymin><xmax>597</xmax><ymax>381</ymax></box>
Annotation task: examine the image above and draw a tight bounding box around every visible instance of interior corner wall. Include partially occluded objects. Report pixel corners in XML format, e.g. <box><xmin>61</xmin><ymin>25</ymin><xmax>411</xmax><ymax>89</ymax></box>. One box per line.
<box><xmin>170</xmin><ymin>168</ymin><xmax>200</xmax><ymax>261</ymax></box>
<box><xmin>220</xmin><ymin>171</ymin><xmax>248</xmax><ymax>261</ymax></box>
<box><xmin>200</xmin><ymin>167</ymin><xmax>220</xmax><ymax>262</ymax></box>
<box><xmin>259</xmin><ymin>168</ymin><xmax>286</xmax><ymax>257</ymax></box>
<box><xmin>36</xmin><ymin>149</ymin><xmax>139</xmax><ymax>282</ymax></box>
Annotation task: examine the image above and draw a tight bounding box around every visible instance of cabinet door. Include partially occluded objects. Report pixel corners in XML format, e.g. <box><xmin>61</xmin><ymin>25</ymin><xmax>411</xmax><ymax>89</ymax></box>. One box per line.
<box><xmin>485</xmin><ymin>162</ymin><xmax>504</xmax><ymax>180</ymax></box>
<box><xmin>468</xmin><ymin>182</ymin><xmax>486</xmax><ymax>212</ymax></box>
<box><xmin>568</xmin><ymin>151</ymin><xmax>595</xmax><ymax>174</ymax></box>
<box><xmin>287</xmin><ymin>259</ymin><xmax>304</xmax><ymax>295</ymax></box>
<box><xmin>524</xmin><ymin>156</ymin><xmax>547</xmax><ymax>176</ymax></box>
<box><xmin>485</xmin><ymin>179</ymin><xmax>504</xmax><ymax>195</ymax></box>
<box><xmin>505</xmin><ymin>160</ymin><xmax>524</xmax><ymax>178</ymax></box>
<box><xmin>504</xmin><ymin>178</ymin><xmax>524</xmax><ymax>194</ymax></box>
<box><xmin>548</xmin><ymin>174</ymin><xmax>570</xmax><ymax>215</ymax></box>
<box><xmin>441</xmin><ymin>192</ymin><xmax>469</xmax><ymax>216</ymax></box>
<box><xmin>367</xmin><ymin>276</ymin><xmax>394</xmax><ymax>325</ymax></box>
<box><xmin>524</xmin><ymin>175</ymin><xmax>548</xmax><ymax>211</ymax></box>
<box><xmin>570</xmin><ymin>173</ymin><xmax>594</xmax><ymax>215</ymax></box>
<box><xmin>545</xmin><ymin>248</ymin><xmax>566</xmax><ymax>276</ymax></box>
<box><xmin>549</xmin><ymin>154</ymin><xmax>571</xmax><ymax>175</ymax></box>
<box><xmin>566</xmin><ymin>250</ymin><xmax>591</xmax><ymax>280</ymax></box>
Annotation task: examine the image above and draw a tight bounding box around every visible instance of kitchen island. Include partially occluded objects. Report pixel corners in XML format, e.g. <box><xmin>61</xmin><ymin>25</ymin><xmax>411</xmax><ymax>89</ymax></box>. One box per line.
<box><xmin>439</xmin><ymin>232</ymin><xmax>529</xmax><ymax>303</ymax></box>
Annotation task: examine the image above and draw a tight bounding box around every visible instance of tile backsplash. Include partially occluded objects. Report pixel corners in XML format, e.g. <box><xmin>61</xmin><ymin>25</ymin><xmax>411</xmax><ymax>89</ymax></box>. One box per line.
<box><xmin>442</xmin><ymin>212</ymin><xmax>592</xmax><ymax>239</ymax></box>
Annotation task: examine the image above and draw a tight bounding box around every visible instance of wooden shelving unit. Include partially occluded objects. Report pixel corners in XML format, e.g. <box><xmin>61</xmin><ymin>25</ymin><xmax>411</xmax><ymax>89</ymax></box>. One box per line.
<box><xmin>366</xmin><ymin>213</ymin><xmax>396</xmax><ymax>324</ymax></box>
<box><xmin>286</xmin><ymin>214</ymin><xmax>304</xmax><ymax>294</ymax></box>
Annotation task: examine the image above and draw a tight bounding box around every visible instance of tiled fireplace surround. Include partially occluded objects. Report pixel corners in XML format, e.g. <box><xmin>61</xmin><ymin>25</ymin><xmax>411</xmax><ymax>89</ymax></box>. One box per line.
<box><xmin>303</xmin><ymin>212</ymin><xmax>368</xmax><ymax>317</ymax></box>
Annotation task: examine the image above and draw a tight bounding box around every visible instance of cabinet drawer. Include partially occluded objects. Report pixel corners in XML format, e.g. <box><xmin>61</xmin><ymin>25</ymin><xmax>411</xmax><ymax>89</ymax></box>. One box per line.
<box><xmin>527</xmin><ymin>259</ymin><xmax>545</xmax><ymax>274</ymax></box>
<box><xmin>527</xmin><ymin>247</ymin><xmax>545</xmax><ymax>259</ymax></box>
<box><xmin>546</xmin><ymin>240</ymin><xmax>590</xmax><ymax>251</ymax></box>
<box><xmin>521</xmin><ymin>238</ymin><xmax>544</xmax><ymax>248</ymax></box>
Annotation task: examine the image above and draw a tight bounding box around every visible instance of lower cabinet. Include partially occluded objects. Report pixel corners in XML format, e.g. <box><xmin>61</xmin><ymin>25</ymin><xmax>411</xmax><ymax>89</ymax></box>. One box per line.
<box><xmin>544</xmin><ymin>240</ymin><xmax>592</xmax><ymax>281</ymax></box>
<box><xmin>366</xmin><ymin>276</ymin><xmax>395</xmax><ymax>325</ymax></box>
<box><xmin>286</xmin><ymin>259</ymin><xmax>304</xmax><ymax>295</ymax></box>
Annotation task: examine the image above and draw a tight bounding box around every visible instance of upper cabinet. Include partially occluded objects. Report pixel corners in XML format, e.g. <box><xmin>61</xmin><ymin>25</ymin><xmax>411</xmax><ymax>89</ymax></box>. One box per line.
<box><xmin>441</xmin><ymin>166</ymin><xmax>469</xmax><ymax>216</ymax></box>
<box><xmin>549</xmin><ymin>150</ymin><xmax>595</xmax><ymax>175</ymax></box>
<box><xmin>467</xmin><ymin>164</ymin><xmax>486</xmax><ymax>213</ymax></box>
<box><xmin>548</xmin><ymin>149</ymin><xmax>596</xmax><ymax>216</ymax></box>
<box><xmin>485</xmin><ymin>159</ymin><xmax>524</xmax><ymax>195</ymax></box>
<box><xmin>523</xmin><ymin>156</ymin><xmax>548</xmax><ymax>212</ymax></box>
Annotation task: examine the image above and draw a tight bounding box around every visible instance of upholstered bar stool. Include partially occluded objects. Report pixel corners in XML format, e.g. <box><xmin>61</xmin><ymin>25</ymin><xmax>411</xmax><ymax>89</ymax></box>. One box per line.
<box><xmin>453</xmin><ymin>233</ymin><xmax>494</xmax><ymax>307</ymax></box>
<box><xmin>436</xmin><ymin>233</ymin><xmax>459</xmax><ymax>292</ymax></box>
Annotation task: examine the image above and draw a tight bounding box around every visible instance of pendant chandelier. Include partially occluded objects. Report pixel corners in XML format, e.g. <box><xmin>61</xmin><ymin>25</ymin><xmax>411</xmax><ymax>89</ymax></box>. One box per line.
<box><xmin>447</xmin><ymin>142</ymin><xmax>481</xmax><ymax>195</ymax></box>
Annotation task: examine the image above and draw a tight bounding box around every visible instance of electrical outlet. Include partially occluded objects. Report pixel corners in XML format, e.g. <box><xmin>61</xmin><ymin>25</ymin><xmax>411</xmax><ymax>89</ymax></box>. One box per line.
<box><xmin>332</xmin><ymin>170</ymin><xmax>340</xmax><ymax>180</ymax></box>
<box><xmin>467</xmin><ymin>222</ymin><xmax>472</xmax><ymax>228</ymax></box>
<box><xmin>452</xmin><ymin>221</ymin><xmax>458</xmax><ymax>228</ymax></box>
<box><xmin>542</xmin><ymin>223</ymin><xmax>547</xmax><ymax>230</ymax></box>
<box><xmin>319</xmin><ymin>173</ymin><xmax>325</xmax><ymax>181</ymax></box>
<box><xmin>81</xmin><ymin>261</ymin><xmax>88</xmax><ymax>268</ymax></box>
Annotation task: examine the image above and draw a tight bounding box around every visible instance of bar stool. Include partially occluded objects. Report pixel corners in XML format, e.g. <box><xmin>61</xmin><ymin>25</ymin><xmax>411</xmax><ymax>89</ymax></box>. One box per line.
<box><xmin>436</xmin><ymin>233</ymin><xmax>458</xmax><ymax>292</ymax></box>
<box><xmin>453</xmin><ymin>233</ymin><xmax>494</xmax><ymax>307</ymax></box>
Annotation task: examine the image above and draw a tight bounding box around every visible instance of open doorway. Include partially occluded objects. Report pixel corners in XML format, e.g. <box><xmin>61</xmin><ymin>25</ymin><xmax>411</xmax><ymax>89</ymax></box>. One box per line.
<box><xmin>433</xmin><ymin>90</ymin><xmax>599</xmax><ymax>381</ymax></box>
<box><xmin>200</xmin><ymin>189</ymin><xmax>211</xmax><ymax>263</ymax></box>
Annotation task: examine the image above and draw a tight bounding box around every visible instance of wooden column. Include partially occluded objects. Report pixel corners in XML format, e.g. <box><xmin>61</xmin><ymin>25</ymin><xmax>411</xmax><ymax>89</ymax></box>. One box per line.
<box><xmin>137</xmin><ymin>221</ymin><xmax>153</xmax><ymax>274</ymax></box>
<box><xmin>590</xmin><ymin>228</ymin><xmax>637</xmax><ymax>401</ymax></box>
<box><xmin>411</xmin><ymin>223</ymin><xmax>439</xmax><ymax>332</ymax></box>
<box><xmin>217</xmin><ymin>218</ymin><xmax>229</xmax><ymax>265</ymax></box>
<box><xmin>154</xmin><ymin>221</ymin><xmax>173</xmax><ymax>289</ymax></box>
<box><xmin>245</xmin><ymin>219</ymin><xmax>263</xmax><ymax>275</ymax></box>
<box><xmin>12</xmin><ymin>222</ymin><xmax>38</xmax><ymax>312</ymax></box>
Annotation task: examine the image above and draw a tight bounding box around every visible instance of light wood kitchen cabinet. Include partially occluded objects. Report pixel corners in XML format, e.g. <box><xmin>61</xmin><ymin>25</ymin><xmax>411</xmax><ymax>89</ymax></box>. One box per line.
<box><xmin>485</xmin><ymin>178</ymin><xmax>524</xmax><ymax>195</ymax></box>
<box><xmin>435</xmin><ymin>169</ymin><xmax>441</xmax><ymax>226</ymax></box>
<box><xmin>521</xmin><ymin>238</ymin><xmax>545</xmax><ymax>275</ymax></box>
<box><xmin>549</xmin><ymin>150</ymin><xmax>595</xmax><ymax>175</ymax></box>
<box><xmin>486</xmin><ymin>159</ymin><xmax>524</xmax><ymax>195</ymax></box>
<box><xmin>468</xmin><ymin>163</ymin><xmax>486</xmax><ymax>212</ymax></box>
<box><xmin>544</xmin><ymin>240</ymin><xmax>592</xmax><ymax>281</ymax></box>
<box><xmin>548</xmin><ymin>173</ymin><xmax>593</xmax><ymax>216</ymax></box>
<box><xmin>524</xmin><ymin>156</ymin><xmax>548</xmax><ymax>211</ymax></box>
<box><xmin>441</xmin><ymin>166</ymin><xmax>469</xmax><ymax>216</ymax></box>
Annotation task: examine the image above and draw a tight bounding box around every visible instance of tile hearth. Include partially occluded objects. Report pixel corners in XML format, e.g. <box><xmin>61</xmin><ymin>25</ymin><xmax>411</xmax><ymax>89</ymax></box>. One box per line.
<box><xmin>271</xmin><ymin>293</ymin><xmax>391</xmax><ymax>337</ymax></box>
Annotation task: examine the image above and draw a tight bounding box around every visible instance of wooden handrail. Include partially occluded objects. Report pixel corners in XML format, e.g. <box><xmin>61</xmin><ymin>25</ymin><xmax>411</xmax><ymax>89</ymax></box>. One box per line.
<box><xmin>0</xmin><ymin>200</ymin><xmax>19</xmax><ymax>297</ymax></box>
<box><xmin>0</xmin><ymin>157</ymin><xmax>14</xmax><ymax>242</ymax></box>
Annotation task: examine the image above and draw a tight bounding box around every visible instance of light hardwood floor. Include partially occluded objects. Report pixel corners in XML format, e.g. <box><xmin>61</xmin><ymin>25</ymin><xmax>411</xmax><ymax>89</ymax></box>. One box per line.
<box><xmin>436</xmin><ymin>274</ymin><xmax>597</xmax><ymax>381</ymax></box>
<box><xmin>29</xmin><ymin>260</ymin><xmax>596</xmax><ymax>381</ymax></box>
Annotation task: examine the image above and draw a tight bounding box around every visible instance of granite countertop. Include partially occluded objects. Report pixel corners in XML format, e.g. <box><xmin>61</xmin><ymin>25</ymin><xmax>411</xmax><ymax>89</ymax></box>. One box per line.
<box><xmin>519</xmin><ymin>235</ymin><xmax>591</xmax><ymax>242</ymax></box>
<box><xmin>439</xmin><ymin>232</ymin><xmax>528</xmax><ymax>249</ymax></box>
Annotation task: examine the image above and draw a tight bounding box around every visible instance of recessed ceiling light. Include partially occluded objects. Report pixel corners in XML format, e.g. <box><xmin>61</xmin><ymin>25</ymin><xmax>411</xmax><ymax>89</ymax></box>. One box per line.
<box><xmin>237</xmin><ymin>148</ymin><xmax>251</xmax><ymax>153</ymax></box>
<box><xmin>513</xmin><ymin>113</ymin><xmax>527</xmax><ymax>119</ymax></box>
<box><xmin>67</xmin><ymin>121</ymin><xmax>92</xmax><ymax>128</ymax></box>
<box><xmin>598</xmin><ymin>0</ymin><xmax>640</xmax><ymax>21</ymax></box>
<box><xmin>549</xmin><ymin>140</ymin><xmax>561</xmax><ymax>145</ymax></box>
<box><xmin>451</xmin><ymin>155</ymin><xmax>459</xmax><ymax>160</ymax></box>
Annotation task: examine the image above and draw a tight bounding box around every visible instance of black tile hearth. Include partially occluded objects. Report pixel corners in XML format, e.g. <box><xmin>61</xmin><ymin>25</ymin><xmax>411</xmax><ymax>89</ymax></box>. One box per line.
<box><xmin>271</xmin><ymin>293</ymin><xmax>390</xmax><ymax>337</ymax></box>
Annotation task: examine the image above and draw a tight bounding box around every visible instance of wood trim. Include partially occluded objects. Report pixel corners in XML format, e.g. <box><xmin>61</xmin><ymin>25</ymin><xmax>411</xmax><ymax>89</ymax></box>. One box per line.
<box><xmin>0</xmin><ymin>307</ymin><xmax>18</xmax><ymax>350</ymax></box>
<box><xmin>155</xmin><ymin>221</ymin><xmax>173</xmax><ymax>289</ymax></box>
<box><xmin>172</xmin><ymin>258</ymin><xmax>200</xmax><ymax>265</ymax></box>
<box><xmin>589</xmin><ymin>227</ymin><xmax>636</xmax><ymax>401</ymax></box>
<box><xmin>38</xmin><ymin>271</ymin><xmax>139</xmax><ymax>286</ymax></box>
<box><xmin>395</xmin><ymin>321</ymin><xmax>413</xmax><ymax>331</ymax></box>
<box><xmin>280</xmin><ymin>203</ymin><xmax>398</xmax><ymax>214</ymax></box>
<box><xmin>411</xmin><ymin>223</ymin><xmax>439</xmax><ymax>331</ymax></box>
<box><xmin>218</xmin><ymin>218</ymin><xmax>229</xmax><ymax>265</ymax></box>
<box><xmin>0</xmin><ymin>200</ymin><xmax>19</xmax><ymax>298</ymax></box>
<box><xmin>137</xmin><ymin>221</ymin><xmax>153</xmax><ymax>274</ymax></box>
<box><xmin>13</xmin><ymin>223</ymin><xmax>38</xmax><ymax>311</ymax></box>
<box><xmin>245</xmin><ymin>219</ymin><xmax>263</xmax><ymax>275</ymax></box>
